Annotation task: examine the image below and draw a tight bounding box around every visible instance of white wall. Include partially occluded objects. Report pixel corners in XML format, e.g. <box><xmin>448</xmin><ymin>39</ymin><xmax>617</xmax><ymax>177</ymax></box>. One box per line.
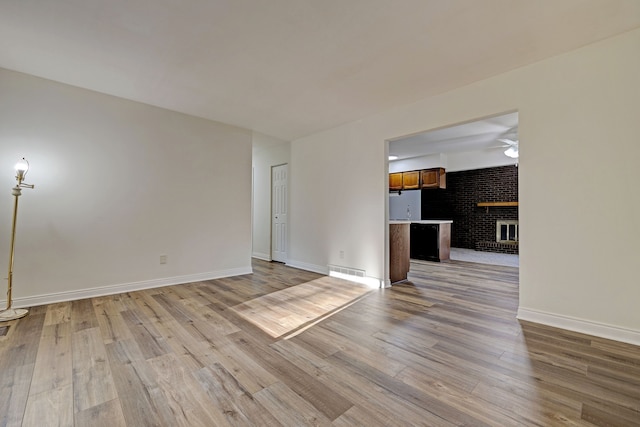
<box><xmin>0</xmin><ymin>68</ymin><xmax>253</xmax><ymax>306</ymax></box>
<box><xmin>290</xmin><ymin>29</ymin><xmax>640</xmax><ymax>343</ymax></box>
<box><xmin>251</xmin><ymin>133</ymin><xmax>290</xmax><ymax>260</ymax></box>
<box><xmin>289</xmin><ymin>122</ymin><xmax>386</xmax><ymax>277</ymax></box>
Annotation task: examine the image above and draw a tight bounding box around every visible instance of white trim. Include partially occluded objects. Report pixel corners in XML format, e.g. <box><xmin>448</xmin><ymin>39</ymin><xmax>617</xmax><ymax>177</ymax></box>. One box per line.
<box><xmin>285</xmin><ymin>259</ymin><xmax>328</xmax><ymax>275</ymax></box>
<box><xmin>6</xmin><ymin>267</ymin><xmax>252</xmax><ymax>309</ymax></box>
<box><xmin>328</xmin><ymin>270</ymin><xmax>383</xmax><ymax>288</ymax></box>
<box><xmin>517</xmin><ymin>307</ymin><xmax>640</xmax><ymax>346</ymax></box>
<box><xmin>252</xmin><ymin>252</ymin><xmax>272</xmax><ymax>261</ymax></box>
<box><xmin>287</xmin><ymin>260</ymin><xmax>385</xmax><ymax>288</ymax></box>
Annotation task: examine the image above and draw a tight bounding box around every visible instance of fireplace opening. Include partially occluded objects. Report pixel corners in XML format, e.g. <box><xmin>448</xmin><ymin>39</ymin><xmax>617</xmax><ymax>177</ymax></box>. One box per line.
<box><xmin>497</xmin><ymin>220</ymin><xmax>518</xmax><ymax>243</ymax></box>
<box><xmin>475</xmin><ymin>220</ymin><xmax>519</xmax><ymax>254</ymax></box>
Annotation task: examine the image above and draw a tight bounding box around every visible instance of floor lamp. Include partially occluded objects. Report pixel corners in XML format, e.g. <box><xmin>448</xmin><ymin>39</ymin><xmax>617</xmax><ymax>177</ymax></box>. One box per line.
<box><xmin>0</xmin><ymin>158</ymin><xmax>34</xmax><ymax>321</ymax></box>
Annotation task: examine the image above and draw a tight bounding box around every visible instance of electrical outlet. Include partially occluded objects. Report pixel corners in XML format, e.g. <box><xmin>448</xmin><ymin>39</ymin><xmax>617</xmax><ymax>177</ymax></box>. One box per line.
<box><xmin>160</xmin><ymin>255</ymin><xmax>167</xmax><ymax>264</ymax></box>
<box><xmin>339</xmin><ymin>250</ymin><xmax>344</xmax><ymax>259</ymax></box>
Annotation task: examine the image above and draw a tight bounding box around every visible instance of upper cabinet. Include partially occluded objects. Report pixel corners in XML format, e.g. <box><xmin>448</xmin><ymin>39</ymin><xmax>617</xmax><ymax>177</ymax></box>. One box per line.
<box><xmin>389</xmin><ymin>168</ymin><xmax>446</xmax><ymax>191</ymax></box>
<box><xmin>402</xmin><ymin>171</ymin><xmax>420</xmax><ymax>190</ymax></box>
<box><xmin>389</xmin><ymin>172</ymin><xmax>403</xmax><ymax>191</ymax></box>
<box><xmin>421</xmin><ymin>168</ymin><xmax>446</xmax><ymax>189</ymax></box>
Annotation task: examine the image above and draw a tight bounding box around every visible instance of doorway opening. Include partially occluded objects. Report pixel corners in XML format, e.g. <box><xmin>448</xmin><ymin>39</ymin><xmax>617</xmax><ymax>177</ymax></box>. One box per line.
<box><xmin>387</xmin><ymin>111</ymin><xmax>519</xmax><ymax>268</ymax></box>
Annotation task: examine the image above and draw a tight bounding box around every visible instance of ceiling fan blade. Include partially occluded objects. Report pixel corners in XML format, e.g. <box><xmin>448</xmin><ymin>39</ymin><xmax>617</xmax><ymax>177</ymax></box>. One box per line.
<box><xmin>498</xmin><ymin>138</ymin><xmax>518</xmax><ymax>146</ymax></box>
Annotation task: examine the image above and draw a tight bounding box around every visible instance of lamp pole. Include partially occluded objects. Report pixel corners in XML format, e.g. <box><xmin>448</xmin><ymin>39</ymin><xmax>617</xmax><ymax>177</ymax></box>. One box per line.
<box><xmin>0</xmin><ymin>158</ymin><xmax>33</xmax><ymax>322</ymax></box>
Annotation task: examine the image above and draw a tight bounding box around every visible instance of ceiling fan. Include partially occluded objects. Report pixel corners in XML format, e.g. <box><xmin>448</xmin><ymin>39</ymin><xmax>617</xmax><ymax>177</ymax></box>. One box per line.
<box><xmin>496</xmin><ymin>126</ymin><xmax>519</xmax><ymax>158</ymax></box>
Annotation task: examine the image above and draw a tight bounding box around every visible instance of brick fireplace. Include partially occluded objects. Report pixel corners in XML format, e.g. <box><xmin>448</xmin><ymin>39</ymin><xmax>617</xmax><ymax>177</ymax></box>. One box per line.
<box><xmin>475</xmin><ymin>240</ymin><xmax>519</xmax><ymax>254</ymax></box>
<box><xmin>421</xmin><ymin>165</ymin><xmax>519</xmax><ymax>255</ymax></box>
<box><xmin>475</xmin><ymin>219</ymin><xmax>519</xmax><ymax>254</ymax></box>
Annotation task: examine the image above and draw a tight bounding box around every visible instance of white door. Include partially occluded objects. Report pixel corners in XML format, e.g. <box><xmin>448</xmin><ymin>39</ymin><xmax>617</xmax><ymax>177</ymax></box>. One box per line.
<box><xmin>271</xmin><ymin>164</ymin><xmax>288</xmax><ymax>262</ymax></box>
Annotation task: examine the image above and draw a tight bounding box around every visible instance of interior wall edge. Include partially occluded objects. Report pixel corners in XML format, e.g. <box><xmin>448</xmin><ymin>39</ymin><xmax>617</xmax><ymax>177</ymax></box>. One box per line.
<box><xmin>517</xmin><ymin>307</ymin><xmax>640</xmax><ymax>346</ymax></box>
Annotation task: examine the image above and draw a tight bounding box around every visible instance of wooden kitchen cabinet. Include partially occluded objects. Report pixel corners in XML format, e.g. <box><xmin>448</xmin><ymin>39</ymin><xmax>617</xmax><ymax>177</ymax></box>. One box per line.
<box><xmin>390</xmin><ymin>168</ymin><xmax>445</xmax><ymax>191</ymax></box>
<box><xmin>421</xmin><ymin>168</ymin><xmax>446</xmax><ymax>189</ymax></box>
<box><xmin>389</xmin><ymin>171</ymin><xmax>420</xmax><ymax>191</ymax></box>
<box><xmin>389</xmin><ymin>172</ymin><xmax>403</xmax><ymax>190</ymax></box>
<box><xmin>390</xmin><ymin>222</ymin><xmax>410</xmax><ymax>283</ymax></box>
<box><xmin>402</xmin><ymin>171</ymin><xmax>420</xmax><ymax>189</ymax></box>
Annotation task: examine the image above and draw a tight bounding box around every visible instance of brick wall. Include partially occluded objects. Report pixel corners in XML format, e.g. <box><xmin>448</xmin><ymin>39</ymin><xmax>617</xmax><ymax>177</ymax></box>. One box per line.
<box><xmin>421</xmin><ymin>165</ymin><xmax>519</xmax><ymax>254</ymax></box>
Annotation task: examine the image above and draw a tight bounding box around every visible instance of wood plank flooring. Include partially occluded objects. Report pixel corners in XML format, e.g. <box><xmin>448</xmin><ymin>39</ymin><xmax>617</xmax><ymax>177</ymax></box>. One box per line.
<box><xmin>231</xmin><ymin>275</ymin><xmax>372</xmax><ymax>338</ymax></box>
<box><xmin>1</xmin><ymin>259</ymin><xmax>638</xmax><ymax>426</ymax></box>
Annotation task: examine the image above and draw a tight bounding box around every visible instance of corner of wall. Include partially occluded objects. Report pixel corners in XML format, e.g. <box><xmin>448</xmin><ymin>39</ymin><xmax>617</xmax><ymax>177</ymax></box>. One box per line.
<box><xmin>252</xmin><ymin>252</ymin><xmax>272</xmax><ymax>261</ymax></box>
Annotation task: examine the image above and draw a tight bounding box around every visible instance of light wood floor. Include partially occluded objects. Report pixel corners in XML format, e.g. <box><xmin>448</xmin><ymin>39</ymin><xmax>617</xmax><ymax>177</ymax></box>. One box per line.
<box><xmin>230</xmin><ymin>274</ymin><xmax>372</xmax><ymax>338</ymax></box>
<box><xmin>1</xmin><ymin>259</ymin><xmax>638</xmax><ymax>426</ymax></box>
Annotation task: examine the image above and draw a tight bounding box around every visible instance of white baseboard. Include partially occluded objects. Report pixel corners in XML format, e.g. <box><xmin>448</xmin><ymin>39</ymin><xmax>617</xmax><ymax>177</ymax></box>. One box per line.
<box><xmin>285</xmin><ymin>259</ymin><xmax>329</xmax><ymax>275</ymax></box>
<box><xmin>517</xmin><ymin>307</ymin><xmax>640</xmax><ymax>346</ymax></box>
<box><xmin>287</xmin><ymin>260</ymin><xmax>386</xmax><ymax>288</ymax></box>
<box><xmin>251</xmin><ymin>252</ymin><xmax>271</xmax><ymax>261</ymax></box>
<box><xmin>7</xmin><ymin>266</ymin><xmax>253</xmax><ymax>309</ymax></box>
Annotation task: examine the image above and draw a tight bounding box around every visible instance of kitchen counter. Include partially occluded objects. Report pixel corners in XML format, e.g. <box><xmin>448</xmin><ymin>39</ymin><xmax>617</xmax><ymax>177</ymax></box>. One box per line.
<box><xmin>389</xmin><ymin>219</ymin><xmax>453</xmax><ymax>284</ymax></box>
<box><xmin>389</xmin><ymin>222</ymin><xmax>410</xmax><ymax>284</ymax></box>
<box><xmin>409</xmin><ymin>220</ymin><xmax>453</xmax><ymax>224</ymax></box>
<box><xmin>389</xmin><ymin>219</ymin><xmax>452</xmax><ymax>224</ymax></box>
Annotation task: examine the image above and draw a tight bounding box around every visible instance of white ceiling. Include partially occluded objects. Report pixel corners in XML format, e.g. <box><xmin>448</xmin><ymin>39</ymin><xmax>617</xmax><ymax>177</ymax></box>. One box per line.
<box><xmin>389</xmin><ymin>112</ymin><xmax>518</xmax><ymax>160</ymax></box>
<box><xmin>1</xmin><ymin>1</ymin><xmax>639</xmax><ymax>141</ymax></box>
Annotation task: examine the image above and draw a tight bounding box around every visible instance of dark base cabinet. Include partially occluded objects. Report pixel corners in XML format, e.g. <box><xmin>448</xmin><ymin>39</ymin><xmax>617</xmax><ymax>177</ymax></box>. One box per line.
<box><xmin>410</xmin><ymin>222</ymin><xmax>451</xmax><ymax>262</ymax></box>
<box><xmin>410</xmin><ymin>223</ymin><xmax>438</xmax><ymax>261</ymax></box>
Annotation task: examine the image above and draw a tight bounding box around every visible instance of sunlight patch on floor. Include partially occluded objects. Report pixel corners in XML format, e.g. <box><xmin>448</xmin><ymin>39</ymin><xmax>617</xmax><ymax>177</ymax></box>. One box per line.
<box><xmin>230</xmin><ymin>276</ymin><xmax>373</xmax><ymax>339</ymax></box>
